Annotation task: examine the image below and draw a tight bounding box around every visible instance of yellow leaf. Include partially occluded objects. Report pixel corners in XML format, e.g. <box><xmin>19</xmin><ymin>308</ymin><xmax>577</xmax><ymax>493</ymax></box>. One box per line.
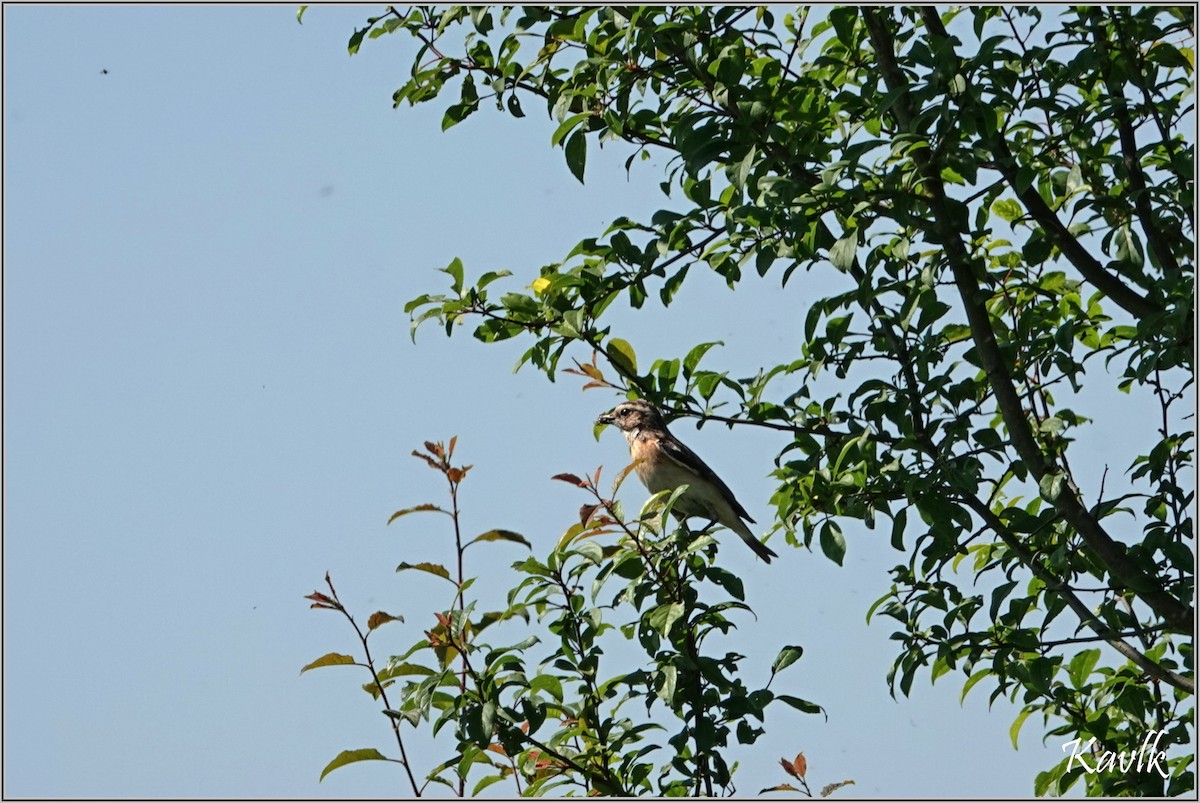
<box><xmin>300</xmin><ymin>652</ymin><xmax>356</xmax><ymax>674</ymax></box>
<box><xmin>531</xmin><ymin>276</ymin><xmax>552</xmax><ymax>295</ymax></box>
<box><xmin>395</xmin><ymin>562</ymin><xmax>453</xmax><ymax>582</ymax></box>
<box><xmin>820</xmin><ymin>779</ymin><xmax>856</xmax><ymax>797</ymax></box>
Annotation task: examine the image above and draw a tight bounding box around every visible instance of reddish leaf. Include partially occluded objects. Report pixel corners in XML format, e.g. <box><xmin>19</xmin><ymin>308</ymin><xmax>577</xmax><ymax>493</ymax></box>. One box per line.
<box><xmin>793</xmin><ymin>753</ymin><xmax>807</xmax><ymax>778</ymax></box>
<box><xmin>593</xmin><ymin>466</ymin><xmax>602</xmax><ymax>486</ymax></box>
<box><xmin>779</xmin><ymin>758</ymin><xmax>799</xmax><ymax>779</ymax></box>
<box><xmin>447</xmin><ymin>467</ymin><xmax>464</xmax><ymax>483</ymax></box>
<box><xmin>434</xmin><ymin>612</ymin><xmax>451</xmax><ymax>627</ymax></box>
<box><xmin>424</xmin><ymin>440</ymin><xmax>443</xmax><ymax>459</ymax></box>
<box><xmin>613</xmin><ymin>457</ymin><xmax>646</xmax><ymax>490</ymax></box>
<box><xmin>411</xmin><ymin>449</ymin><xmax>440</xmax><ymax>470</ymax></box>
<box><xmin>305</xmin><ymin>591</ymin><xmax>341</xmax><ymax>610</ymax></box>
<box><xmin>367</xmin><ymin>611</ymin><xmax>403</xmax><ymax>630</ymax></box>
<box><xmin>579</xmin><ymin>503</ymin><xmax>600</xmax><ymax>524</ymax></box>
<box><xmin>448</xmin><ymin>435</ymin><xmax>458</xmax><ymax>457</ymax></box>
<box><xmin>551</xmin><ymin>473</ymin><xmax>586</xmax><ymax>487</ymax></box>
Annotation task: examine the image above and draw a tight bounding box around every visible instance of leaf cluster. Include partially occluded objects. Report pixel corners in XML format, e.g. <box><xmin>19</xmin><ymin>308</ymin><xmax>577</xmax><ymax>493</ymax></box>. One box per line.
<box><xmin>337</xmin><ymin>5</ymin><xmax>1193</xmax><ymax>795</ymax></box>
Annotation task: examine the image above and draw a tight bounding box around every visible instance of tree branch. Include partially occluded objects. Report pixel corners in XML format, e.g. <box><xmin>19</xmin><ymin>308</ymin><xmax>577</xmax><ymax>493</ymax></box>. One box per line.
<box><xmin>864</xmin><ymin>6</ymin><xmax>1192</xmax><ymax>634</ymax></box>
<box><xmin>1088</xmin><ymin>7</ymin><xmax>1184</xmax><ymax>278</ymax></box>
<box><xmin>956</xmin><ymin>495</ymin><xmax>1193</xmax><ymax>695</ymax></box>
<box><xmin>917</xmin><ymin>7</ymin><xmax>1164</xmax><ymax>320</ymax></box>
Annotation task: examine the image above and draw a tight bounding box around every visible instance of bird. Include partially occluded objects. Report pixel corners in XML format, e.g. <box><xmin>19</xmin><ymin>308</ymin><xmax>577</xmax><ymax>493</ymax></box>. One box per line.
<box><xmin>596</xmin><ymin>399</ymin><xmax>778</xmax><ymax>563</ymax></box>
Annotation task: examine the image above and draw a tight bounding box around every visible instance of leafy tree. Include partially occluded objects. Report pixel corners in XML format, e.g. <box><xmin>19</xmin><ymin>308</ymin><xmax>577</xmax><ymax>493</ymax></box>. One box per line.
<box><xmin>307</xmin><ymin>439</ymin><xmax>847</xmax><ymax>796</ymax></box>
<box><xmin>307</xmin><ymin>5</ymin><xmax>1194</xmax><ymax>796</ymax></box>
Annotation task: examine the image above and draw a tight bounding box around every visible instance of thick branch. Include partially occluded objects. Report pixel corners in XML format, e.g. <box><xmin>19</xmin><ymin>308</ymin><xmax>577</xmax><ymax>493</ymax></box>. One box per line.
<box><xmin>958</xmin><ymin>495</ymin><xmax>1193</xmax><ymax>695</ymax></box>
<box><xmin>1088</xmin><ymin>7</ymin><xmax>1184</xmax><ymax>277</ymax></box>
<box><xmin>990</xmin><ymin>138</ymin><xmax>1163</xmax><ymax>317</ymax></box>
<box><xmin>864</xmin><ymin>7</ymin><xmax>1192</xmax><ymax>634</ymax></box>
<box><xmin>916</xmin><ymin>7</ymin><xmax>1164</xmax><ymax>320</ymax></box>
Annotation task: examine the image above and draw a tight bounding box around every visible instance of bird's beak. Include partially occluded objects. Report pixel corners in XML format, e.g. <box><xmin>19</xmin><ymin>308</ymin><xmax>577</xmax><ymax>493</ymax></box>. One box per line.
<box><xmin>596</xmin><ymin>410</ymin><xmax>615</xmax><ymax>426</ymax></box>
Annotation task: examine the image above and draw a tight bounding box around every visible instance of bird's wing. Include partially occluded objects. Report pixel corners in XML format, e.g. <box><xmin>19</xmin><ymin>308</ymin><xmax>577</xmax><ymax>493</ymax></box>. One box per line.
<box><xmin>659</xmin><ymin>435</ymin><xmax>756</xmax><ymax>523</ymax></box>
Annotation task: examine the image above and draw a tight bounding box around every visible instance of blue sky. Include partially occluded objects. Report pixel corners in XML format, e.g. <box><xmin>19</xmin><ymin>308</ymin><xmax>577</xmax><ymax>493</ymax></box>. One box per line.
<box><xmin>2</xmin><ymin>4</ymin><xmax>1122</xmax><ymax>797</ymax></box>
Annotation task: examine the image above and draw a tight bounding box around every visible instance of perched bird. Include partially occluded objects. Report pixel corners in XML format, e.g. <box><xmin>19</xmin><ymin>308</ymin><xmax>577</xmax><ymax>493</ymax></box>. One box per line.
<box><xmin>596</xmin><ymin>399</ymin><xmax>778</xmax><ymax>563</ymax></box>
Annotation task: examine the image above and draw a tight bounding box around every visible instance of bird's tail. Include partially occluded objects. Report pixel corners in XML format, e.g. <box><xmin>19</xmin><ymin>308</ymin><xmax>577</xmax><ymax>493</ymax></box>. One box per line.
<box><xmin>743</xmin><ymin>531</ymin><xmax>779</xmax><ymax>563</ymax></box>
<box><xmin>730</xmin><ymin>519</ymin><xmax>778</xmax><ymax>563</ymax></box>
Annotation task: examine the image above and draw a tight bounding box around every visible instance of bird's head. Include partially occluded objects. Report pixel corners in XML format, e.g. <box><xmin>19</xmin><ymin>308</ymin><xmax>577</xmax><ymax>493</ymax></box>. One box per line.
<box><xmin>596</xmin><ymin>399</ymin><xmax>667</xmax><ymax>433</ymax></box>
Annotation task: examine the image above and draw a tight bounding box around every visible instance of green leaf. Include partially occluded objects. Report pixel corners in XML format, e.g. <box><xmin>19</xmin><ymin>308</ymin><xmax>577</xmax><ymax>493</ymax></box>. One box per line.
<box><xmin>530</xmin><ymin>674</ymin><xmax>564</xmax><ymax>701</ymax></box>
<box><xmin>1037</xmin><ymin>471</ymin><xmax>1064</xmax><ymax>502</ymax></box>
<box><xmin>772</xmin><ymin>645</ymin><xmax>804</xmax><ymax>674</ymax></box>
<box><xmin>395</xmin><ymin>562</ymin><xmax>453</xmax><ymax>582</ymax></box>
<box><xmin>1114</xmin><ymin>224</ymin><xmax>1144</xmax><ymax>270</ymax></box>
<box><xmin>960</xmin><ymin>668</ymin><xmax>991</xmax><ymax>703</ymax></box>
<box><xmin>301</xmin><ymin>652</ymin><xmax>356</xmax><ymax>674</ymax></box>
<box><xmin>550</xmin><ymin>112</ymin><xmax>589</xmax><ymax>146</ymax></box>
<box><xmin>989</xmin><ymin>580</ymin><xmax>1017</xmax><ymax>621</ymax></box>
<box><xmin>991</xmin><ymin>198</ymin><xmax>1022</xmax><ymax>223</ymax></box>
<box><xmin>647</xmin><ymin>601</ymin><xmax>685</xmax><ymax>637</ymax></box>
<box><xmin>656</xmin><ymin>663</ymin><xmax>678</xmax><ymax>703</ymax></box>
<box><xmin>731</xmin><ymin>146</ymin><xmax>757</xmax><ymax>189</ymax></box>
<box><xmin>704</xmin><ymin>566</ymin><xmax>745</xmax><ymax>600</ymax></box>
<box><xmin>1009</xmin><ymin>707</ymin><xmax>1032</xmax><ymax>749</ymax></box>
<box><xmin>319</xmin><ymin>748</ymin><xmax>389</xmax><ymax>781</ymax></box>
<box><xmin>819</xmin><ymin>520</ymin><xmax>846</xmax><ymax>566</ymax></box>
<box><xmin>473</xmin><ymin>774</ymin><xmax>508</xmax><ymax>796</ymax></box>
<box><xmin>442</xmin><ymin>257</ymin><xmax>465</xmax><ymax>295</ymax></box>
<box><xmin>606</xmin><ymin>337</ymin><xmax>638</xmax><ymax>376</ymax></box>
<box><xmin>829</xmin><ymin>6</ymin><xmax>857</xmax><ymax>44</ymax></box>
<box><xmin>1067</xmin><ymin>649</ymin><xmax>1101</xmax><ymax>689</ymax></box>
<box><xmin>468</xmin><ymin>529</ymin><xmax>532</xmax><ymax>549</ymax></box>
<box><xmin>683</xmin><ymin>341</ymin><xmax>722</xmax><ymax>376</ymax></box>
<box><xmin>829</xmin><ymin>230</ymin><xmax>858</xmax><ymax>272</ymax></box>
<box><xmin>378</xmin><ymin>661</ymin><xmax>435</xmax><ymax>680</ymax></box>
<box><xmin>296</xmin><ymin>5</ymin><xmax>308</xmax><ymax>24</ymax></box>
<box><xmin>565</xmin><ymin>130</ymin><xmax>587</xmax><ymax>184</ymax></box>
<box><xmin>348</xmin><ymin>25</ymin><xmax>369</xmax><ymax>55</ymax></box>
<box><xmin>865</xmin><ymin>590</ymin><xmax>893</xmax><ymax>624</ymax></box>
<box><xmin>480</xmin><ymin>699</ymin><xmax>497</xmax><ymax>738</ymax></box>
<box><xmin>776</xmin><ymin>695</ymin><xmax>825</xmax><ymax>717</ymax></box>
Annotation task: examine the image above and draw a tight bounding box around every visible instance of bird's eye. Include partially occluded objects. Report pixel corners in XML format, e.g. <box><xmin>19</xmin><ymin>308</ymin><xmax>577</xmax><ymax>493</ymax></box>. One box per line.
<box><xmin>618</xmin><ymin>408</ymin><xmax>630</xmax><ymax>416</ymax></box>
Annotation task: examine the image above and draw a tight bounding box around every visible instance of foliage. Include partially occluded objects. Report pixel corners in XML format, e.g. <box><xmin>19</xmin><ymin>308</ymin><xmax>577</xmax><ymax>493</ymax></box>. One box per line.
<box><xmin>306</xmin><ymin>440</ymin><xmax>831</xmax><ymax>795</ymax></box>
<box><xmin>317</xmin><ymin>5</ymin><xmax>1194</xmax><ymax>796</ymax></box>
